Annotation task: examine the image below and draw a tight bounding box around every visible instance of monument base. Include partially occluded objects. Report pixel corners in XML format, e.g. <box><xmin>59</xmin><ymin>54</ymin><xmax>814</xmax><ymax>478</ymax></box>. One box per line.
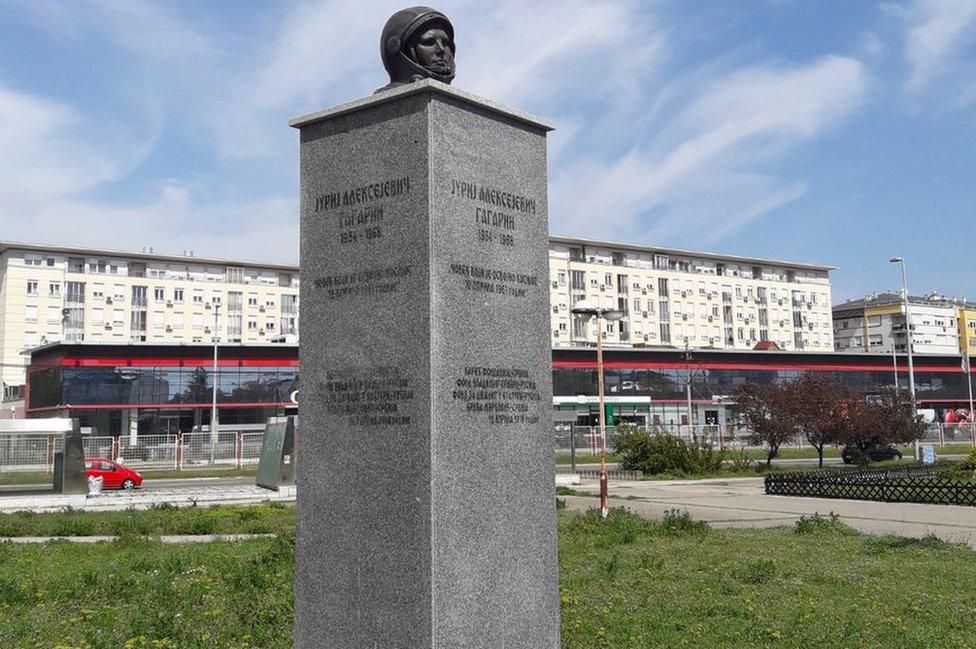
<box><xmin>292</xmin><ymin>80</ymin><xmax>560</xmax><ymax>648</ymax></box>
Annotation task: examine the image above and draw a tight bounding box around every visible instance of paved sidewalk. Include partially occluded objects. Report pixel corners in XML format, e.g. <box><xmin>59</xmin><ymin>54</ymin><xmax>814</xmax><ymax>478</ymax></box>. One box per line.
<box><xmin>0</xmin><ymin>484</ymin><xmax>295</xmax><ymax>513</ymax></box>
<box><xmin>566</xmin><ymin>477</ymin><xmax>976</xmax><ymax>548</ymax></box>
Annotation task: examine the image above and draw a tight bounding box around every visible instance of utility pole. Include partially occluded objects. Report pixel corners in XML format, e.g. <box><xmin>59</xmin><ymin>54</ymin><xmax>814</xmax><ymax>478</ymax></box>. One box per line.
<box><xmin>684</xmin><ymin>339</ymin><xmax>694</xmax><ymax>442</ymax></box>
<box><xmin>208</xmin><ymin>301</ymin><xmax>221</xmax><ymax>465</ymax></box>
<box><xmin>890</xmin><ymin>257</ymin><xmax>919</xmax><ymax>459</ymax></box>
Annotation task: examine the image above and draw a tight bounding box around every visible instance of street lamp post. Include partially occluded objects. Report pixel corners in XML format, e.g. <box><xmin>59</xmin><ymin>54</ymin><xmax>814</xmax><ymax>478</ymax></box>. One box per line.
<box><xmin>572</xmin><ymin>299</ymin><xmax>624</xmax><ymax>519</ymax></box>
<box><xmin>209</xmin><ymin>302</ymin><xmax>221</xmax><ymax>465</ymax></box>
<box><xmin>890</xmin><ymin>257</ymin><xmax>919</xmax><ymax>459</ymax></box>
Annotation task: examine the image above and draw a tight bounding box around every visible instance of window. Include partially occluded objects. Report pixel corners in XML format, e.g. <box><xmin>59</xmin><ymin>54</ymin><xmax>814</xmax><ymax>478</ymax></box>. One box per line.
<box><xmin>557</xmin><ymin>271</ymin><xmax>566</xmax><ymax>285</ymax></box>
<box><xmin>112</xmin><ymin>309</ymin><xmax>125</xmax><ymax>326</ymax></box>
<box><xmin>228</xmin><ymin>291</ymin><xmax>243</xmax><ymax>313</ymax></box>
<box><xmin>46</xmin><ymin>257</ymin><xmax>55</xmax><ymax>267</ymax></box>
<box><xmin>173</xmin><ymin>313</ymin><xmax>184</xmax><ymax>328</ymax></box>
<box><xmin>192</xmin><ymin>290</ymin><xmax>204</xmax><ymax>304</ymax></box>
<box><xmin>24</xmin><ymin>256</ymin><xmax>42</xmax><ymax>266</ymax></box>
<box><xmin>570</xmin><ymin>270</ymin><xmax>585</xmax><ymax>292</ymax></box>
<box><xmin>654</xmin><ymin>255</ymin><xmax>669</xmax><ymax>270</ymax></box>
<box><xmin>49</xmin><ymin>282</ymin><xmax>61</xmax><ymax>298</ymax></box>
<box><xmin>266</xmin><ymin>320</ymin><xmax>275</xmax><ymax>331</ymax></box>
<box><xmin>47</xmin><ymin>306</ymin><xmax>61</xmax><ymax>324</ymax></box>
<box><xmin>130</xmin><ymin>310</ymin><xmax>147</xmax><ymax>332</ymax></box>
<box><xmin>659</xmin><ymin>322</ymin><xmax>671</xmax><ymax>343</ymax></box>
<box><xmin>91</xmin><ymin>308</ymin><xmax>104</xmax><ymax>326</ymax></box>
<box><xmin>128</xmin><ymin>261</ymin><xmax>146</xmax><ymax>277</ymax></box>
<box><xmin>93</xmin><ymin>283</ymin><xmax>104</xmax><ymax>300</ymax></box>
<box><xmin>265</xmin><ymin>296</ymin><xmax>276</xmax><ymax>309</ymax></box>
<box><xmin>25</xmin><ymin>306</ymin><xmax>37</xmax><ymax>324</ymax></box>
<box><xmin>248</xmin><ymin>319</ymin><xmax>258</xmax><ymax>331</ymax></box>
<box><xmin>26</xmin><ymin>280</ymin><xmax>39</xmax><ymax>296</ymax></box>
<box><xmin>282</xmin><ymin>294</ymin><xmax>297</xmax><ymax>315</ymax></box>
<box><xmin>248</xmin><ymin>293</ymin><xmax>258</xmax><ymax>307</ymax></box>
<box><xmin>113</xmin><ymin>285</ymin><xmax>125</xmax><ymax>302</ymax></box>
<box><xmin>633</xmin><ymin>298</ymin><xmax>641</xmax><ymax>312</ymax></box>
<box><xmin>174</xmin><ymin>288</ymin><xmax>184</xmax><ymax>303</ymax></box>
<box><xmin>153</xmin><ymin>312</ymin><xmax>165</xmax><ymax>329</ymax></box>
<box><xmin>68</xmin><ymin>257</ymin><xmax>85</xmax><ymax>273</ymax></box>
<box><xmin>66</xmin><ymin>282</ymin><xmax>85</xmax><ymax>304</ymax></box>
<box><xmin>132</xmin><ymin>286</ymin><xmax>147</xmax><ymax>307</ymax></box>
<box><xmin>192</xmin><ymin>313</ymin><xmax>204</xmax><ymax>330</ymax></box>
<box><xmin>226</xmin><ymin>267</ymin><xmax>244</xmax><ymax>284</ymax></box>
<box><xmin>228</xmin><ymin>314</ymin><xmax>243</xmax><ymax>336</ymax></box>
<box><xmin>658</xmin><ymin>278</ymin><xmax>669</xmax><ymax>295</ymax></box>
<box><xmin>154</xmin><ymin>287</ymin><xmax>165</xmax><ymax>301</ymax></box>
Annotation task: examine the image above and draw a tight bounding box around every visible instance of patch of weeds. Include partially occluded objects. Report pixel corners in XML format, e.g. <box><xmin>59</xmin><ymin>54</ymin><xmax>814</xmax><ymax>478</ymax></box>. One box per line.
<box><xmin>555</xmin><ymin>486</ymin><xmax>593</xmax><ymax>497</ymax></box>
<box><xmin>661</xmin><ymin>509</ymin><xmax>709</xmax><ymax>535</ymax></box>
<box><xmin>865</xmin><ymin>534</ymin><xmax>952</xmax><ymax>555</ymax></box>
<box><xmin>737</xmin><ymin>559</ymin><xmax>776</xmax><ymax>585</ymax></box>
<box><xmin>727</xmin><ymin>448</ymin><xmax>754</xmax><ymax>472</ymax></box>
<box><xmin>555</xmin><ymin>498</ymin><xmax>566</xmax><ymax>509</ymax></box>
<box><xmin>794</xmin><ymin>512</ymin><xmax>846</xmax><ymax>535</ymax></box>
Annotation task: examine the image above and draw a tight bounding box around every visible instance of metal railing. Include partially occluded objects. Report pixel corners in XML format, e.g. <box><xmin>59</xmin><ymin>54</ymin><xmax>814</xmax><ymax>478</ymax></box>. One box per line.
<box><xmin>0</xmin><ymin>429</ymin><xmax>266</xmax><ymax>474</ymax></box>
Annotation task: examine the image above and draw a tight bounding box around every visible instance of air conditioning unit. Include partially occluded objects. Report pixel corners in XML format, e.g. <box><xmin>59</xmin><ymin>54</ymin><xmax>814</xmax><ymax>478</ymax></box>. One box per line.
<box><xmin>104</xmin><ymin>324</ymin><xmax>112</xmax><ymax>329</ymax></box>
<box><xmin>551</xmin><ymin>281</ymin><xmax>558</xmax><ymax>288</ymax></box>
<box><xmin>205</xmin><ymin>303</ymin><xmax>212</xmax><ymax>309</ymax></box>
<box><xmin>259</xmin><ymin>330</ymin><xmax>265</xmax><ymax>335</ymax></box>
<box><xmin>641</xmin><ymin>311</ymin><xmax>648</xmax><ymax>317</ymax></box>
<box><xmin>165</xmin><ymin>326</ymin><xmax>172</xmax><ymax>332</ymax></box>
<box><xmin>204</xmin><ymin>326</ymin><xmax>211</xmax><ymax>333</ymax></box>
<box><xmin>708</xmin><ymin>316</ymin><xmax>714</xmax><ymax>323</ymax></box>
<box><xmin>552</xmin><ymin>306</ymin><xmax>559</xmax><ymax>313</ymax></box>
<box><xmin>682</xmin><ymin>314</ymin><xmax>688</xmax><ymax>321</ymax></box>
<box><xmin>641</xmin><ymin>289</ymin><xmax>647</xmax><ymax>295</ymax></box>
<box><xmin>259</xmin><ymin>306</ymin><xmax>266</xmax><ymax>312</ymax></box>
<box><xmin>600</xmin><ymin>285</ymin><xmax>607</xmax><ymax>291</ymax></box>
<box><xmin>105</xmin><ymin>297</ymin><xmax>113</xmax><ymax>304</ymax></box>
<box><xmin>166</xmin><ymin>300</ymin><xmax>173</xmax><ymax>307</ymax></box>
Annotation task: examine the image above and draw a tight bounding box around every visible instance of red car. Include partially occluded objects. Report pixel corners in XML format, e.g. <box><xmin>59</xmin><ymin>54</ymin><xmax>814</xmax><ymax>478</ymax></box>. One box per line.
<box><xmin>84</xmin><ymin>458</ymin><xmax>143</xmax><ymax>490</ymax></box>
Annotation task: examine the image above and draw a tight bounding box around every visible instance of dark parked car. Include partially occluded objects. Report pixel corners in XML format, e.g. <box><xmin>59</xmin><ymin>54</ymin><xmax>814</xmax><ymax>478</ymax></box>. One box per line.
<box><xmin>841</xmin><ymin>444</ymin><xmax>903</xmax><ymax>464</ymax></box>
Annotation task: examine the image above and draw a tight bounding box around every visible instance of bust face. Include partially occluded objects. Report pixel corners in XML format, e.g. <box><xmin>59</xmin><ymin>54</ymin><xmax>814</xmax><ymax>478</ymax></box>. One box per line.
<box><xmin>412</xmin><ymin>27</ymin><xmax>454</xmax><ymax>76</ymax></box>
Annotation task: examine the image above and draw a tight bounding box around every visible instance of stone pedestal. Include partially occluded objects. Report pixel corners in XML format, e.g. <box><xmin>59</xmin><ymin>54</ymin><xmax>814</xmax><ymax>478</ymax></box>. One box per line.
<box><xmin>291</xmin><ymin>80</ymin><xmax>559</xmax><ymax>649</ymax></box>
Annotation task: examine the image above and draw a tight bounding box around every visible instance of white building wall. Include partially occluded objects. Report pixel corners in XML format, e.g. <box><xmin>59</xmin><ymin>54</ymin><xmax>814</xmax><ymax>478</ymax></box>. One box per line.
<box><xmin>0</xmin><ymin>246</ymin><xmax>300</xmax><ymax>396</ymax></box>
<box><xmin>548</xmin><ymin>241</ymin><xmax>834</xmax><ymax>352</ymax></box>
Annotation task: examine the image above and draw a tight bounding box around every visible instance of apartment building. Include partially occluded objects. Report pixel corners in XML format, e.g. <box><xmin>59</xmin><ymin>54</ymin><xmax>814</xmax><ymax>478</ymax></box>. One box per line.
<box><xmin>833</xmin><ymin>292</ymin><xmax>975</xmax><ymax>356</ymax></box>
<box><xmin>0</xmin><ymin>242</ymin><xmax>300</xmax><ymax>401</ymax></box>
<box><xmin>548</xmin><ymin>236</ymin><xmax>835</xmax><ymax>352</ymax></box>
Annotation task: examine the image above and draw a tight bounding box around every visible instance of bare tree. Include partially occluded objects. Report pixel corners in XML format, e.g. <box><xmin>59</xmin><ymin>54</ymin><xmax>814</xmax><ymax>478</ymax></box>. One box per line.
<box><xmin>734</xmin><ymin>383</ymin><xmax>795</xmax><ymax>467</ymax></box>
<box><xmin>786</xmin><ymin>374</ymin><xmax>857</xmax><ymax>468</ymax></box>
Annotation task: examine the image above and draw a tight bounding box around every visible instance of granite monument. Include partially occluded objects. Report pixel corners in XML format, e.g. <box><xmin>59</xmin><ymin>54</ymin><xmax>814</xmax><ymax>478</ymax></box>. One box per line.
<box><xmin>292</xmin><ymin>8</ymin><xmax>559</xmax><ymax>648</ymax></box>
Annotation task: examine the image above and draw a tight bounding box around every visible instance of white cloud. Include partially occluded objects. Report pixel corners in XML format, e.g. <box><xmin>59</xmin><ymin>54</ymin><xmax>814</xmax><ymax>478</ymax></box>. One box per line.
<box><xmin>210</xmin><ymin>0</ymin><xmax>665</xmax><ymax>160</ymax></box>
<box><xmin>551</xmin><ymin>56</ymin><xmax>867</xmax><ymax>243</ymax></box>
<box><xmin>13</xmin><ymin>0</ymin><xmax>215</xmax><ymax>61</ymax></box>
<box><xmin>893</xmin><ymin>0</ymin><xmax>976</xmax><ymax>96</ymax></box>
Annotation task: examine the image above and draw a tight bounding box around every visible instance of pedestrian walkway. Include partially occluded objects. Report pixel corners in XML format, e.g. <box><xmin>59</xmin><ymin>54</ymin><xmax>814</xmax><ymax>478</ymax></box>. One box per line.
<box><xmin>565</xmin><ymin>477</ymin><xmax>976</xmax><ymax>548</ymax></box>
<box><xmin>0</xmin><ymin>484</ymin><xmax>295</xmax><ymax>513</ymax></box>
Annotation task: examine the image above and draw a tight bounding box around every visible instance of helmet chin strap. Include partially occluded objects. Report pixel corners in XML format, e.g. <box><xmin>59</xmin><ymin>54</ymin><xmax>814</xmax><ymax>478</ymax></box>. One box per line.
<box><xmin>397</xmin><ymin>49</ymin><xmax>455</xmax><ymax>84</ymax></box>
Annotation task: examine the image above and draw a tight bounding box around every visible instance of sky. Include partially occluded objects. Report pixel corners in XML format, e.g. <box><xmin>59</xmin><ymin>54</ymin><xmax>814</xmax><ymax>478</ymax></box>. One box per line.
<box><xmin>0</xmin><ymin>0</ymin><xmax>974</xmax><ymax>304</ymax></box>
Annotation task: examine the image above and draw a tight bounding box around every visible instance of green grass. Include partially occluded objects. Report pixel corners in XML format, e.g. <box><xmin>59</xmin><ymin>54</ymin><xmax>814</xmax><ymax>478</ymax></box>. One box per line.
<box><xmin>0</xmin><ymin>466</ymin><xmax>258</xmax><ymax>486</ymax></box>
<box><xmin>0</xmin><ymin>502</ymin><xmax>294</xmax><ymax>538</ymax></box>
<box><xmin>4</xmin><ymin>505</ymin><xmax>976</xmax><ymax>647</ymax></box>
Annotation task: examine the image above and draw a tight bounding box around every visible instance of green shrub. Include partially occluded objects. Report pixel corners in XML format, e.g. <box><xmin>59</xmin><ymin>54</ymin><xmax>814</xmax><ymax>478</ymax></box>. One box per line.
<box><xmin>614</xmin><ymin>424</ymin><xmax>724</xmax><ymax>476</ymax></box>
<box><xmin>661</xmin><ymin>509</ymin><xmax>709</xmax><ymax>535</ymax></box>
<box><xmin>794</xmin><ymin>512</ymin><xmax>845</xmax><ymax>535</ymax></box>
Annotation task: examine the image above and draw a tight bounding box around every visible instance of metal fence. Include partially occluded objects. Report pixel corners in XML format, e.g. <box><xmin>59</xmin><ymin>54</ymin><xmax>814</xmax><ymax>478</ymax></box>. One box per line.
<box><xmin>763</xmin><ymin>461</ymin><xmax>976</xmax><ymax>506</ymax></box>
<box><xmin>0</xmin><ymin>429</ymin><xmax>266</xmax><ymax>474</ymax></box>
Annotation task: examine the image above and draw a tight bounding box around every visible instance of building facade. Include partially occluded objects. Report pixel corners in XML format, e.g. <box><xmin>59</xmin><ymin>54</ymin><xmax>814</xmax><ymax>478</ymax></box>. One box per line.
<box><xmin>3</xmin><ymin>238</ymin><xmax>836</xmax><ymax>410</ymax></box>
<box><xmin>0</xmin><ymin>242</ymin><xmax>300</xmax><ymax>403</ymax></box>
<box><xmin>548</xmin><ymin>236</ymin><xmax>834</xmax><ymax>352</ymax></box>
<box><xmin>833</xmin><ymin>292</ymin><xmax>974</xmax><ymax>356</ymax></box>
<box><xmin>25</xmin><ymin>343</ymin><xmax>972</xmax><ymax>437</ymax></box>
